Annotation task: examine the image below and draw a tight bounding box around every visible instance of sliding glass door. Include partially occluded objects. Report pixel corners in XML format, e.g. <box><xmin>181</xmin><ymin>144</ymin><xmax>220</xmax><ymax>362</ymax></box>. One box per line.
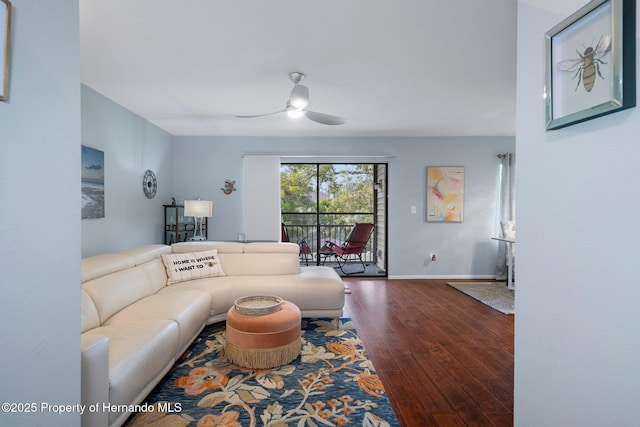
<box><xmin>281</xmin><ymin>163</ymin><xmax>387</xmax><ymax>275</ymax></box>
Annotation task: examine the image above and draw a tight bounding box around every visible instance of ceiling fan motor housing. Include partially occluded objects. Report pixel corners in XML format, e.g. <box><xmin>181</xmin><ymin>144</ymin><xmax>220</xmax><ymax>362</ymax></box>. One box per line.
<box><xmin>289</xmin><ymin>72</ymin><xmax>305</xmax><ymax>84</ymax></box>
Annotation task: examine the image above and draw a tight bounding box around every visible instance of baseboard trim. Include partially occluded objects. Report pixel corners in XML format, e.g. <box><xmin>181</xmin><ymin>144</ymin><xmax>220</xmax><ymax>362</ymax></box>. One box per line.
<box><xmin>387</xmin><ymin>274</ymin><xmax>497</xmax><ymax>280</ymax></box>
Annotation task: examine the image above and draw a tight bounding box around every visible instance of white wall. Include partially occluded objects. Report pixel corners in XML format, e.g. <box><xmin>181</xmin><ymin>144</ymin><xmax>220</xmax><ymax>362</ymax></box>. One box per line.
<box><xmin>516</xmin><ymin>1</ymin><xmax>640</xmax><ymax>425</ymax></box>
<box><xmin>173</xmin><ymin>136</ymin><xmax>514</xmax><ymax>277</ymax></box>
<box><xmin>0</xmin><ymin>0</ymin><xmax>81</xmax><ymax>425</ymax></box>
<box><xmin>81</xmin><ymin>85</ymin><xmax>174</xmax><ymax>257</ymax></box>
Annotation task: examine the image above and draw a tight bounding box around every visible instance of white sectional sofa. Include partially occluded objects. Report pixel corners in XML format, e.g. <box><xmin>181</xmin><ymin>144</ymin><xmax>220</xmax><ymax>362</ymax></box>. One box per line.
<box><xmin>80</xmin><ymin>242</ymin><xmax>344</xmax><ymax>427</ymax></box>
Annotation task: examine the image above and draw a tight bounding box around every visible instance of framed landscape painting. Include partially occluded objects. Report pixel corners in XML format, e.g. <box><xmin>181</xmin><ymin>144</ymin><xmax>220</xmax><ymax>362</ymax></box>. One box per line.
<box><xmin>81</xmin><ymin>146</ymin><xmax>105</xmax><ymax>219</ymax></box>
<box><xmin>427</xmin><ymin>166</ymin><xmax>464</xmax><ymax>222</ymax></box>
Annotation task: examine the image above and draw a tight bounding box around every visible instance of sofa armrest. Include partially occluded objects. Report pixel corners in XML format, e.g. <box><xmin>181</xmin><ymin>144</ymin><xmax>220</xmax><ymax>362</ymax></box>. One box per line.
<box><xmin>81</xmin><ymin>334</ymin><xmax>109</xmax><ymax>427</ymax></box>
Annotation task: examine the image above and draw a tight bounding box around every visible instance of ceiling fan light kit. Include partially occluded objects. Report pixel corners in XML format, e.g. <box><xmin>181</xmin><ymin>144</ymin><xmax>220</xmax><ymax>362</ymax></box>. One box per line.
<box><xmin>287</xmin><ymin>109</ymin><xmax>304</xmax><ymax>118</ymax></box>
<box><xmin>288</xmin><ymin>71</ymin><xmax>305</xmax><ymax>84</ymax></box>
<box><xmin>236</xmin><ymin>72</ymin><xmax>345</xmax><ymax>126</ymax></box>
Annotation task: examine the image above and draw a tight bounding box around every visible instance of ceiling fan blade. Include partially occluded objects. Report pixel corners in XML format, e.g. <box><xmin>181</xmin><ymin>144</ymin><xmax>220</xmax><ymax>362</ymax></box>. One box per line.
<box><xmin>235</xmin><ymin>109</ymin><xmax>287</xmax><ymax>119</ymax></box>
<box><xmin>304</xmin><ymin>110</ymin><xmax>346</xmax><ymax>125</ymax></box>
<box><xmin>289</xmin><ymin>84</ymin><xmax>309</xmax><ymax>109</ymax></box>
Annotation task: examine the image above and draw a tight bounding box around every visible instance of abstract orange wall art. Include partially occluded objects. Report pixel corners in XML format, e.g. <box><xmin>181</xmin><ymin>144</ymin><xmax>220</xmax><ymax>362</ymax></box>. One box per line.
<box><xmin>426</xmin><ymin>166</ymin><xmax>464</xmax><ymax>222</ymax></box>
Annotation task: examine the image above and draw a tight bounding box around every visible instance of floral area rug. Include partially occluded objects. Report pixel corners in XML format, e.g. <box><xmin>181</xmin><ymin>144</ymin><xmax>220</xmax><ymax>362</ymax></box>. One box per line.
<box><xmin>125</xmin><ymin>318</ymin><xmax>400</xmax><ymax>427</ymax></box>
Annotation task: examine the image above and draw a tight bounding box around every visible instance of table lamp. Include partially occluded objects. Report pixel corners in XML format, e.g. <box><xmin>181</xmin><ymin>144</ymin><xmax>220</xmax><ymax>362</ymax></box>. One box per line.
<box><xmin>184</xmin><ymin>199</ymin><xmax>212</xmax><ymax>241</ymax></box>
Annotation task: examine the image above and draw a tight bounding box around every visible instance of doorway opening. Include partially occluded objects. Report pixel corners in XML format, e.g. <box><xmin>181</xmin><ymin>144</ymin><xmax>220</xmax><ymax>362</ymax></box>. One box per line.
<box><xmin>281</xmin><ymin>163</ymin><xmax>387</xmax><ymax>277</ymax></box>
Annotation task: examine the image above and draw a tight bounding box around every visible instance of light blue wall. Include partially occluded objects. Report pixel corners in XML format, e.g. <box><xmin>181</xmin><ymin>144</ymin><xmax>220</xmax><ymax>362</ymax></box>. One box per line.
<box><xmin>172</xmin><ymin>136</ymin><xmax>514</xmax><ymax>277</ymax></box>
<box><xmin>81</xmin><ymin>85</ymin><xmax>174</xmax><ymax>257</ymax></box>
<box><xmin>80</xmin><ymin>87</ymin><xmax>514</xmax><ymax>276</ymax></box>
<box><xmin>389</xmin><ymin>139</ymin><xmax>509</xmax><ymax>278</ymax></box>
<box><xmin>516</xmin><ymin>1</ymin><xmax>640</xmax><ymax>425</ymax></box>
<box><xmin>0</xmin><ymin>0</ymin><xmax>81</xmax><ymax>425</ymax></box>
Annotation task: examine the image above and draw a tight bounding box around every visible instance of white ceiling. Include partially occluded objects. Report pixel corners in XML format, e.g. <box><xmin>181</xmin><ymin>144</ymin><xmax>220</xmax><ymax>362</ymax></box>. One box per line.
<box><xmin>80</xmin><ymin>0</ymin><xmax>517</xmax><ymax>137</ymax></box>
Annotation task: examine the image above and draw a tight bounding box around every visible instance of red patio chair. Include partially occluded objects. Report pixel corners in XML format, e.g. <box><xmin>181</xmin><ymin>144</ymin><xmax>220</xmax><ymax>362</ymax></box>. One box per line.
<box><xmin>281</xmin><ymin>223</ymin><xmax>311</xmax><ymax>265</ymax></box>
<box><xmin>319</xmin><ymin>223</ymin><xmax>374</xmax><ymax>274</ymax></box>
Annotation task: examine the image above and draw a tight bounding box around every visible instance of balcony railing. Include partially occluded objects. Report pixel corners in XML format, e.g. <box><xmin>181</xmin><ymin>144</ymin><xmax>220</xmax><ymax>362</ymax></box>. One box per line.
<box><xmin>282</xmin><ymin>212</ymin><xmax>376</xmax><ymax>264</ymax></box>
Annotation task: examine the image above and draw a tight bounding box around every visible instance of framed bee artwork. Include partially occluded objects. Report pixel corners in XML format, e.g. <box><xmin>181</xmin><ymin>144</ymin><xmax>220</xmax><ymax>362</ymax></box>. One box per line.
<box><xmin>544</xmin><ymin>0</ymin><xmax>635</xmax><ymax>130</ymax></box>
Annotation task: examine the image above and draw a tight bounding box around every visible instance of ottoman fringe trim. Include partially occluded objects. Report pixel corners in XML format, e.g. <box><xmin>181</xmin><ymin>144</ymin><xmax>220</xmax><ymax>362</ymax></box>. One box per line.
<box><xmin>226</xmin><ymin>337</ymin><xmax>301</xmax><ymax>369</ymax></box>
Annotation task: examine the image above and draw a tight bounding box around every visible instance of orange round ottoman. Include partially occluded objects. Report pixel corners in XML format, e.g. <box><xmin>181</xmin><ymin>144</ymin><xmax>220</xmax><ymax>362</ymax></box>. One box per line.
<box><xmin>225</xmin><ymin>300</ymin><xmax>301</xmax><ymax>369</ymax></box>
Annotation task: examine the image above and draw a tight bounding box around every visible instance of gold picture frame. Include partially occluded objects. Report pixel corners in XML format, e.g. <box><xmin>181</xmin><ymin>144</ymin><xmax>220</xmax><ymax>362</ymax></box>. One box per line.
<box><xmin>1</xmin><ymin>0</ymin><xmax>11</xmax><ymax>102</ymax></box>
<box><xmin>544</xmin><ymin>0</ymin><xmax>636</xmax><ymax>130</ymax></box>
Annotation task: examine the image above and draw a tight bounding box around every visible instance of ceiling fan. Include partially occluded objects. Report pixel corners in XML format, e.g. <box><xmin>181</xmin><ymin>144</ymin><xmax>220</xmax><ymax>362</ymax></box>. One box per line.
<box><xmin>236</xmin><ymin>72</ymin><xmax>346</xmax><ymax>126</ymax></box>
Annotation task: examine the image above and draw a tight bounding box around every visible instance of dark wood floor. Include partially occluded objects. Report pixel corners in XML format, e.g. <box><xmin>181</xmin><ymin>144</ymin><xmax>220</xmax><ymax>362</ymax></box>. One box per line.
<box><xmin>342</xmin><ymin>279</ymin><xmax>514</xmax><ymax>427</ymax></box>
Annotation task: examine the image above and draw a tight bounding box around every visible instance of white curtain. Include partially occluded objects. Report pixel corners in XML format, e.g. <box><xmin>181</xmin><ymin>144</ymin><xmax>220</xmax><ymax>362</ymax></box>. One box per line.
<box><xmin>242</xmin><ymin>156</ymin><xmax>281</xmax><ymax>241</ymax></box>
<box><xmin>496</xmin><ymin>153</ymin><xmax>516</xmax><ymax>279</ymax></box>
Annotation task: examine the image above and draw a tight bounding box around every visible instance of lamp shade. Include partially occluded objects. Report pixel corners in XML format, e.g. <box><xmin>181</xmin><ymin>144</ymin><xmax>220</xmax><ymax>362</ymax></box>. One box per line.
<box><xmin>184</xmin><ymin>200</ymin><xmax>212</xmax><ymax>217</ymax></box>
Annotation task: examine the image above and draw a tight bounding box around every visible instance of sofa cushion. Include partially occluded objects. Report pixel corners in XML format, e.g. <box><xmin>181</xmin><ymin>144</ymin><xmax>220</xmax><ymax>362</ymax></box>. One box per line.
<box><xmin>243</xmin><ymin>242</ymin><xmax>299</xmax><ymax>254</ymax></box>
<box><xmin>84</xmin><ymin>319</ymin><xmax>179</xmax><ymax>425</ymax></box>
<box><xmin>137</xmin><ymin>258</ymin><xmax>170</xmax><ymax>294</ymax></box>
<box><xmin>296</xmin><ymin>266</ymin><xmax>346</xmax><ymax>311</ymax></box>
<box><xmin>82</xmin><ymin>266</ymin><xmax>155</xmax><ymax>324</ymax></box>
<box><xmin>81</xmin><ymin>289</ymin><xmax>100</xmax><ymax>333</ymax></box>
<box><xmin>171</xmin><ymin>241</ymin><xmax>244</xmax><ymax>254</ymax></box>
<box><xmin>81</xmin><ymin>253</ymin><xmax>135</xmax><ymax>283</ymax></box>
<box><xmin>229</xmin><ymin>275</ymin><xmax>300</xmax><ymax>302</ymax></box>
<box><xmin>231</xmin><ymin>253</ymin><xmax>300</xmax><ymax>276</ymax></box>
<box><xmin>120</xmin><ymin>244</ymin><xmax>171</xmax><ymax>266</ymax></box>
<box><xmin>105</xmin><ymin>290</ymin><xmax>211</xmax><ymax>355</ymax></box>
<box><xmin>158</xmin><ymin>276</ymin><xmax>234</xmax><ymax>322</ymax></box>
<box><xmin>161</xmin><ymin>250</ymin><xmax>225</xmax><ymax>285</ymax></box>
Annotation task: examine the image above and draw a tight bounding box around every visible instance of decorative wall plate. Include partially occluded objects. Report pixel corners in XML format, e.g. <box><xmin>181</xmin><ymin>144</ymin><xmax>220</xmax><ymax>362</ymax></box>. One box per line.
<box><xmin>143</xmin><ymin>169</ymin><xmax>157</xmax><ymax>199</ymax></box>
<box><xmin>221</xmin><ymin>179</ymin><xmax>237</xmax><ymax>195</ymax></box>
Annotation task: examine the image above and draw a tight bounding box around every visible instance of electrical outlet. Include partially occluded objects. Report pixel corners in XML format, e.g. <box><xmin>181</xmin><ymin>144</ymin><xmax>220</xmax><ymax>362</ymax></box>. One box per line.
<box><xmin>430</xmin><ymin>253</ymin><xmax>437</xmax><ymax>262</ymax></box>
<box><xmin>410</xmin><ymin>205</ymin><xmax>417</xmax><ymax>214</ymax></box>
